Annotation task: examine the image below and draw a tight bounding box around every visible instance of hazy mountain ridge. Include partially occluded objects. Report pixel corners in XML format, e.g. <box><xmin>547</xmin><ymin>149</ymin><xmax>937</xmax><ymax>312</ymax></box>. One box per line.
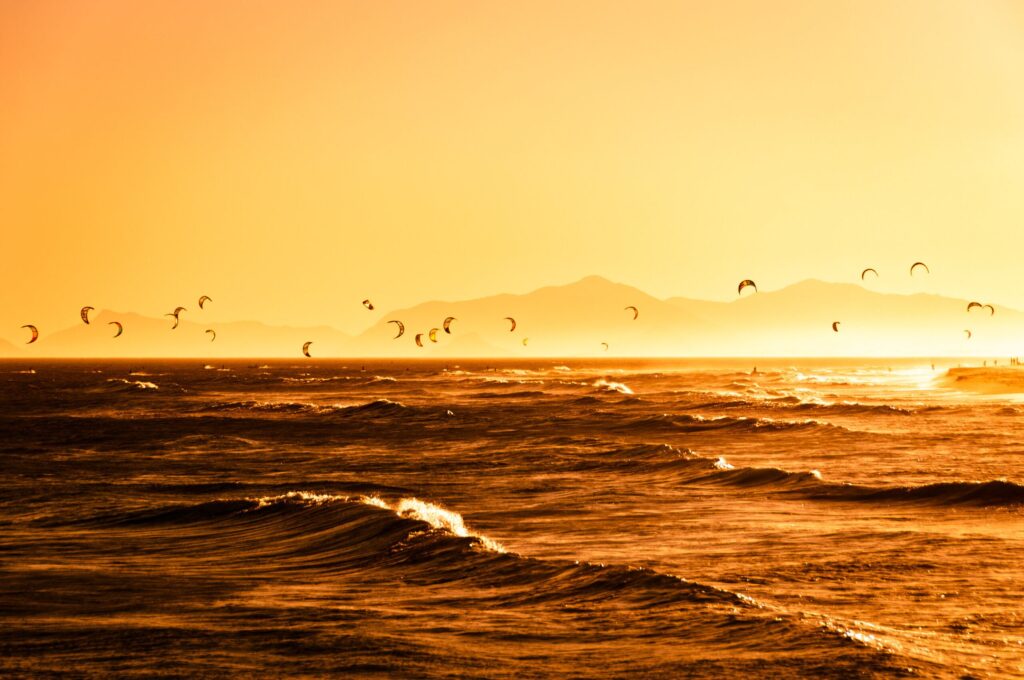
<box><xmin>5</xmin><ymin>277</ymin><xmax>1021</xmax><ymax>357</ymax></box>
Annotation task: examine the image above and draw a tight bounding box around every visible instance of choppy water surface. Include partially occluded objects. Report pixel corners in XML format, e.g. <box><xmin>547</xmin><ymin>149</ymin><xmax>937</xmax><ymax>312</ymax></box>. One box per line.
<box><xmin>2</xmin><ymin>358</ymin><xmax>1023</xmax><ymax>678</ymax></box>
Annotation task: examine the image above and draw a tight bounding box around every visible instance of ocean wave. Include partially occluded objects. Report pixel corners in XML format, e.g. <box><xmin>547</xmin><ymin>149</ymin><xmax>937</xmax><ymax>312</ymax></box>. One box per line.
<box><xmin>63</xmin><ymin>490</ymin><xmax>919</xmax><ymax>672</ymax></box>
<box><xmin>106</xmin><ymin>378</ymin><xmax>159</xmax><ymax>390</ymax></box>
<box><xmin>612</xmin><ymin>413</ymin><xmax>848</xmax><ymax>435</ymax></box>
<box><xmin>691</xmin><ymin>460</ymin><xmax>1024</xmax><ymax>507</ymax></box>
<box><xmin>200</xmin><ymin>398</ymin><xmax>415</xmax><ymax>417</ymax></box>
<box><xmin>593</xmin><ymin>379</ymin><xmax>633</xmax><ymax>394</ymax></box>
<box><xmin>473</xmin><ymin>390</ymin><xmax>547</xmax><ymax>400</ymax></box>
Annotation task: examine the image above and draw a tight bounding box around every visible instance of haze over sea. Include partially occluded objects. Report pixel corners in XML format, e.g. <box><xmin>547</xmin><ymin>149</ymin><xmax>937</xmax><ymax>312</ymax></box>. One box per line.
<box><xmin>3</xmin><ymin>358</ymin><xmax>1023</xmax><ymax>678</ymax></box>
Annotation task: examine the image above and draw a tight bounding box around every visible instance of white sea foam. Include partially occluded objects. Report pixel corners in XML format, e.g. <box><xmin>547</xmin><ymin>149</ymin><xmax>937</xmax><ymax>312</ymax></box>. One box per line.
<box><xmin>593</xmin><ymin>378</ymin><xmax>633</xmax><ymax>394</ymax></box>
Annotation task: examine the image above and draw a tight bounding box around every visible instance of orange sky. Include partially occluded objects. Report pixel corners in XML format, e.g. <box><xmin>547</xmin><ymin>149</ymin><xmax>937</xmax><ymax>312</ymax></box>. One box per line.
<box><xmin>3</xmin><ymin>1</ymin><xmax>1024</xmax><ymax>342</ymax></box>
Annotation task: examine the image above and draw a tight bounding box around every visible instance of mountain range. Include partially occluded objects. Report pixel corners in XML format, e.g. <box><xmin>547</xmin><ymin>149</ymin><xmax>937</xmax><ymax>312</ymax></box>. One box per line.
<box><xmin>4</xmin><ymin>276</ymin><xmax>1021</xmax><ymax>358</ymax></box>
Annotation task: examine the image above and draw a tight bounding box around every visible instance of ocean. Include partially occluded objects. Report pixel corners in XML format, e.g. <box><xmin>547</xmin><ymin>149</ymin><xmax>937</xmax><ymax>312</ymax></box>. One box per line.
<box><xmin>2</xmin><ymin>358</ymin><xmax>1022</xmax><ymax>678</ymax></box>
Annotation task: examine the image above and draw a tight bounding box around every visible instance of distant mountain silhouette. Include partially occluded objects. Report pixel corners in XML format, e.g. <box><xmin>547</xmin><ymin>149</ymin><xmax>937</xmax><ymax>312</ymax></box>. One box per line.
<box><xmin>350</xmin><ymin>275</ymin><xmax>701</xmax><ymax>357</ymax></box>
<box><xmin>5</xmin><ymin>277</ymin><xmax>1021</xmax><ymax>357</ymax></box>
<box><xmin>21</xmin><ymin>310</ymin><xmax>351</xmax><ymax>358</ymax></box>
<box><xmin>0</xmin><ymin>337</ymin><xmax>22</xmax><ymax>357</ymax></box>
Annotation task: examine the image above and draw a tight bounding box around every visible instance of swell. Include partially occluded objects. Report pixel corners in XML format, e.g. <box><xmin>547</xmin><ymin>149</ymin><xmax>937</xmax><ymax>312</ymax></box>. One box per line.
<box><xmin>679</xmin><ymin>392</ymin><xmax>939</xmax><ymax>417</ymax></box>
<box><xmin>196</xmin><ymin>398</ymin><xmax>427</xmax><ymax>418</ymax></box>
<box><xmin>689</xmin><ymin>456</ymin><xmax>1024</xmax><ymax>507</ymax></box>
<box><xmin>609</xmin><ymin>412</ymin><xmax>851</xmax><ymax>435</ymax></box>
<box><xmin>53</xmin><ymin>490</ymin><xmax>919</xmax><ymax>668</ymax></box>
<box><xmin>582</xmin><ymin>444</ymin><xmax>1024</xmax><ymax>508</ymax></box>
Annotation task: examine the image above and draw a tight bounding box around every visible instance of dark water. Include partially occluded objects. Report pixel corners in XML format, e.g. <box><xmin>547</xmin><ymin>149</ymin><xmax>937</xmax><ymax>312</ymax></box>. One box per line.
<box><xmin>2</xmin><ymin>359</ymin><xmax>1023</xmax><ymax>678</ymax></box>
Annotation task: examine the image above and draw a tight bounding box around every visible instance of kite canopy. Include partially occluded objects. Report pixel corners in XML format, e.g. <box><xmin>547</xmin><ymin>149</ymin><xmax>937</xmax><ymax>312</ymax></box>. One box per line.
<box><xmin>737</xmin><ymin>279</ymin><xmax>757</xmax><ymax>295</ymax></box>
<box><xmin>362</xmin><ymin>299</ymin><xmax>374</xmax><ymax>311</ymax></box>
<box><xmin>832</xmin><ymin>322</ymin><xmax>841</xmax><ymax>332</ymax></box>
<box><xmin>206</xmin><ymin>329</ymin><xmax>216</xmax><ymax>341</ymax></box>
<box><xmin>302</xmin><ymin>341</ymin><xmax>312</xmax><ymax>357</ymax></box>
<box><xmin>387</xmin><ymin>320</ymin><xmax>405</xmax><ymax>339</ymax></box>
<box><xmin>601</xmin><ymin>342</ymin><xmax>609</xmax><ymax>351</ymax></box>
<box><xmin>80</xmin><ymin>306</ymin><xmax>94</xmax><ymax>325</ymax></box>
<box><xmin>522</xmin><ymin>337</ymin><xmax>529</xmax><ymax>346</ymax></box>
<box><xmin>967</xmin><ymin>302</ymin><xmax>983</xmax><ymax>312</ymax></box>
<box><xmin>964</xmin><ymin>330</ymin><xmax>972</xmax><ymax>340</ymax></box>
<box><xmin>624</xmin><ymin>306</ymin><xmax>639</xmax><ymax>320</ymax></box>
<box><xmin>910</xmin><ymin>262</ymin><xmax>930</xmax><ymax>275</ymax></box>
<box><xmin>414</xmin><ymin>333</ymin><xmax>424</xmax><ymax>347</ymax></box>
<box><xmin>860</xmin><ymin>268</ymin><xmax>878</xmax><ymax>280</ymax></box>
<box><xmin>443</xmin><ymin>316</ymin><xmax>456</xmax><ymax>334</ymax></box>
<box><xmin>198</xmin><ymin>296</ymin><xmax>212</xmax><ymax>309</ymax></box>
<box><xmin>108</xmin><ymin>321</ymin><xmax>123</xmax><ymax>338</ymax></box>
<box><xmin>505</xmin><ymin>317</ymin><xmax>517</xmax><ymax>332</ymax></box>
<box><xmin>21</xmin><ymin>324</ymin><xmax>39</xmax><ymax>344</ymax></box>
<box><xmin>428</xmin><ymin>328</ymin><xmax>439</xmax><ymax>343</ymax></box>
<box><xmin>984</xmin><ymin>304</ymin><xmax>995</xmax><ymax>316</ymax></box>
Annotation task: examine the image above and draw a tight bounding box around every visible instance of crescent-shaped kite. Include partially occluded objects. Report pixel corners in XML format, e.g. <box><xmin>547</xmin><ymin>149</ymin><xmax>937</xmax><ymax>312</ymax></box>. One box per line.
<box><xmin>624</xmin><ymin>306</ymin><xmax>639</xmax><ymax>320</ymax></box>
<box><xmin>387</xmin><ymin>320</ymin><xmax>405</xmax><ymax>339</ymax></box>
<box><xmin>964</xmin><ymin>329</ymin><xmax>972</xmax><ymax>340</ymax></box>
<box><xmin>910</xmin><ymin>262</ymin><xmax>930</xmax><ymax>275</ymax></box>
<box><xmin>428</xmin><ymin>328</ymin><xmax>439</xmax><ymax>343</ymax></box>
<box><xmin>165</xmin><ymin>314</ymin><xmax>181</xmax><ymax>330</ymax></box>
<box><xmin>738</xmin><ymin>279</ymin><xmax>757</xmax><ymax>296</ymax></box>
<box><xmin>80</xmin><ymin>306</ymin><xmax>94</xmax><ymax>325</ymax></box>
<box><xmin>414</xmin><ymin>333</ymin><xmax>424</xmax><ymax>347</ymax></box>
<box><xmin>601</xmin><ymin>342</ymin><xmax>609</xmax><ymax>351</ymax></box>
<box><xmin>522</xmin><ymin>337</ymin><xmax>529</xmax><ymax>346</ymax></box>
<box><xmin>443</xmin><ymin>316</ymin><xmax>456</xmax><ymax>334</ymax></box>
<box><xmin>860</xmin><ymin>268</ymin><xmax>878</xmax><ymax>280</ymax></box>
<box><xmin>108</xmin><ymin>321</ymin><xmax>123</xmax><ymax>338</ymax></box>
<box><xmin>505</xmin><ymin>317</ymin><xmax>517</xmax><ymax>332</ymax></box>
<box><xmin>302</xmin><ymin>341</ymin><xmax>313</xmax><ymax>357</ymax></box>
<box><xmin>21</xmin><ymin>325</ymin><xmax>39</xmax><ymax>344</ymax></box>
<box><xmin>984</xmin><ymin>304</ymin><xmax>995</xmax><ymax>316</ymax></box>
<box><xmin>206</xmin><ymin>329</ymin><xmax>216</xmax><ymax>341</ymax></box>
<box><xmin>198</xmin><ymin>295</ymin><xmax>212</xmax><ymax>309</ymax></box>
<box><xmin>832</xmin><ymin>321</ymin><xmax>841</xmax><ymax>332</ymax></box>
<box><xmin>967</xmin><ymin>301</ymin><xmax>983</xmax><ymax>313</ymax></box>
<box><xmin>362</xmin><ymin>299</ymin><xmax>374</xmax><ymax>311</ymax></box>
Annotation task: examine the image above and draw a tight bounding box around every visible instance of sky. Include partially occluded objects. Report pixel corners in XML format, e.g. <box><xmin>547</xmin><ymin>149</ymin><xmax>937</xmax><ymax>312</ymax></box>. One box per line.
<box><xmin>3</xmin><ymin>1</ymin><xmax>1024</xmax><ymax>343</ymax></box>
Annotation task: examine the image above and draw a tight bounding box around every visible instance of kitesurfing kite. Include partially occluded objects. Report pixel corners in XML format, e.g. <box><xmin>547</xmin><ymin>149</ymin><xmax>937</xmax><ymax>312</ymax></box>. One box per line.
<box><xmin>505</xmin><ymin>317</ymin><xmax>517</xmax><ymax>332</ymax></box>
<box><xmin>910</xmin><ymin>262</ymin><xmax>930</xmax><ymax>275</ymax></box>
<box><xmin>206</xmin><ymin>329</ymin><xmax>216</xmax><ymax>341</ymax></box>
<box><xmin>387</xmin><ymin>320</ymin><xmax>405</xmax><ymax>339</ymax></box>
<box><xmin>80</xmin><ymin>307</ymin><xmax>94</xmax><ymax>324</ymax></box>
<box><xmin>198</xmin><ymin>295</ymin><xmax>212</xmax><ymax>309</ymax></box>
<box><xmin>984</xmin><ymin>304</ymin><xmax>995</xmax><ymax>316</ymax></box>
<box><xmin>738</xmin><ymin>279</ymin><xmax>757</xmax><ymax>295</ymax></box>
<box><xmin>108</xmin><ymin>321</ymin><xmax>123</xmax><ymax>338</ymax></box>
<box><xmin>967</xmin><ymin>302</ymin><xmax>983</xmax><ymax>312</ymax></box>
<box><xmin>443</xmin><ymin>317</ymin><xmax>456</xmax><ymax>334</ymax></box>
<box><xmin>601</xmin><ymin>342</ymin><xmax>609</xmax><ymax>351</ymax></box>
<box><xmin>21</xmin><ymin>325</ymin><xmax>38</xmax><ymax>344</ymax></box>
<box><xmin>832</xmin><ymin>322</ymin><xmax>841</xmax><ymax>332</ymax></box>
<box><xmin>302</xmin><ymin>341</ymin><xmax>312</xmax><ymax>357</ymax></box>
<box><xmin>362</xmin><ymin>299</ymin><xmax>374</xmax><ymax>311</ymax></box>
<box><xmin>624</xmin><ymin>306</ymin><xmax>639</xmax><ymax>320</ymax></box>
<box><xmin>415</xmin><ymin>333</ymin><xmax>424</xmax><ymax>347</ymax></box>
<box><xmin>964</xmin><ymin>330</ymin><xmax>972</xmax><ymax>340</ymax></box>
<box><xmin>166</xmin><ymin>307</ymin><xmax>187</xmax><ymax>329</ymax></box>
<box><xmin>522</xmin><ymin>337</ymin><xmax>529</xmax><ymax>346</ymax></box>
<box><xmin>428</xmin><ymin>328</ymin><xmax>439</xmax><ymax>343</ymax></box>
<box><xmin>860</xmin><ymin>268</ymin><xmax>878</xmax><ymax>280</ymax></box>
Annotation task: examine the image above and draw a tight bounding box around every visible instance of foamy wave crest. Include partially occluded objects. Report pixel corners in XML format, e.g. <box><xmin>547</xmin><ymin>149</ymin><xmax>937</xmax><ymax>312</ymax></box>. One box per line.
<box><xmin>593</xmin><ymin>378</ymin><xmax>633</xmax><ymax>394</ymax></box>
<box><xmin>245</xmin><ymin>492</ymin><xmax>506</xmax><ymax>553</ymax></box>
<box><xmin>362</xmin><ymin>495</ymin><xmax>505</xmax><ymax>552</ymax></box>
<box><xmin>107</xmin><ymin>378</ymin><xmax>158</xmax><ymax>390</ymax></box>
